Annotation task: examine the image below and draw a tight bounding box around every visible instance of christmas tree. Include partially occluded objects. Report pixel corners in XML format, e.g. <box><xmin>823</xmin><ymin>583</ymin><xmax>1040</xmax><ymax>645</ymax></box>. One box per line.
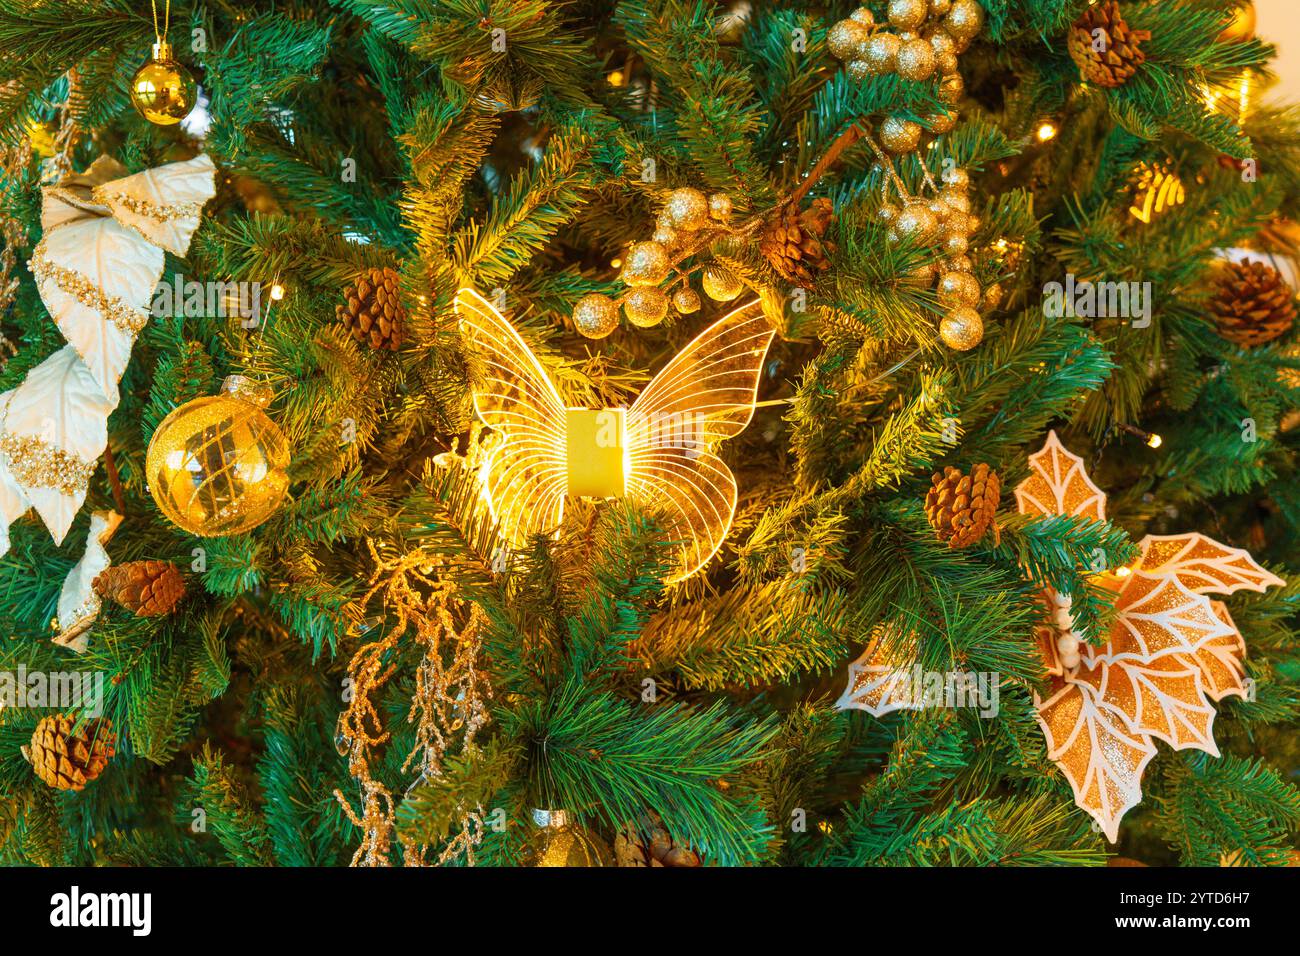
<box><xmin>0</xmin><ymin>0</ymin><xmax>1296</xmax><ymax>870</ymax></box>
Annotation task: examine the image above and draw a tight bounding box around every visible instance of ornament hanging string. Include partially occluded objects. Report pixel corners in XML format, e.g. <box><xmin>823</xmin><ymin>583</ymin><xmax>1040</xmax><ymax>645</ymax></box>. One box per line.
<box><xmin>150</xmin><ymin>0</ymin><xmax>171</xmax><ymax>46</ymax></box>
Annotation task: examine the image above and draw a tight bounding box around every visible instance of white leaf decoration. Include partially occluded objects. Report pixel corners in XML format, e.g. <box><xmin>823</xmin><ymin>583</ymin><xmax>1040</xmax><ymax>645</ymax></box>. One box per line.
<box><xmin>33</xmin><ymin>218</ymin><xmax>163</xmax><ymax>400</ymax></box>
<box><xmin>0</xmin><ymin>345</ymin><xmax>118</xmax><ymax>544</ymax></box>
<box><xmin>53</xmin><ymin>509</ymin><xmax>122</xmax><ymax>653</ymax></box>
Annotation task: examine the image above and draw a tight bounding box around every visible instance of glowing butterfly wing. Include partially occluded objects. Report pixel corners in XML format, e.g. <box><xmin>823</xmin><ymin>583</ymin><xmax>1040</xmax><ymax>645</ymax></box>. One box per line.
<box><xmin>625</xmin><ymin>300</ymin><xmax>774</xmax><ymax>582</ymax></box>
<box><xmin>455</xmin><ymin>288</ymin><xmax>568</xmax><ymax>548</ymax></box>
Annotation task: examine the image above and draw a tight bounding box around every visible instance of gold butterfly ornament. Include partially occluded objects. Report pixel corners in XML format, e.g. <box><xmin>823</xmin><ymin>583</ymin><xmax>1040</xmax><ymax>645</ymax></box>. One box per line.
<box><xmin>455</xmin><ymin>288</ymin><xmax>775</xmax><ymax>582</ymax></box>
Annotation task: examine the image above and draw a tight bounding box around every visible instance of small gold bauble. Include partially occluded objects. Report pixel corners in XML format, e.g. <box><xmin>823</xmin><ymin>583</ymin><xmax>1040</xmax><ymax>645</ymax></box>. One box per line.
<box><xmin>946</xmin><ymin>254</ymin><xmax>974</xmax><ymax>272</ymax></box>
<box><xmin>862</xmin><ymin>33</ymin><xmax>902</xmax><ymax>74</ymax></box>
<box><xmin>896</xmin><ymin>37</ymin><xmax>937</xmax><ymax>81</ymax></box>
<box><xmin>880</xmin><ymin>116</ymin><xmax>922</xmax><ymax>154</ymax></box>
<box><xmin>942</xmin><ymin>166</ymin><xmax>970</xmax><ymax>189</ymax></box>
<box><xmin>847</xmin><ymin>59</ymin><xmax>874</xmax><ymax>80</ymax></box>
<box><xmin>940</xmin><ymin>306</ymin><xmax>983</xmax><ymax>350</ymax></box>
<box><xmin>828</xmin><ymin>18</ymin><xmax>871</xmax><ymax>61</ymax></box>
<box><xmin>573</xmin><ymin>292</ymin><xmax>621</xmax><ymax>338</ymax></box>
<box><xmin>624</xmin><ymin>287</ymin><xmax>670</xmax><ymax>327</ymax></box>
<box><xmin>944</xmin><ymin>0</ymin><xmax>985</xmax><ymax>46</ymax></box>
<box><xmin>940</xmin><ymin>187</ymin><xmax>971</xmax><ymax>214</ymax></box>
<box><xmin>942</xmin><ymin>230</ymin><xmax>969</xmax><ymax>256</ymax></box>
<box><xmin>652</xmin><ymin>225</ymin><xmax>678</xmax><ymax>246</ymax></box>
<box><xmin>888</xmin><ymin>0</ymin><xmax>928</xmax><ymax>31</ymax></box>
<box><xmin>1219</xmin><ymin>2</ymin><xmax>1256</xmax><ymax>42</ymax></box>
<box><xmin>877</xmin><ymin>203</ymin><xmax>902</xmax><ymax>226</ymax></box>
<box><xmin>130</xmin><ymin>43</ymin><xmax>197</xmax><ymax>126</ymax></box>
<box><xmin>926</xmin><ymin>110</ymin><xmax>958</xmax><ymax>134</ymax></box>
<box><xmin>930</xmin><ymin>30</ymin><xmax>958</xmax><ymax>58</ymax></box>
<box><xmin>935</xmin><ymin>49</ymin><xmax>959</xmax><ymax>74</ymax></box>
<box><xmin>621</xmin><ymin>241</ymin><xmax>672</xmax><ymax>287</ymax></box>
<box><xmin>145</xmin><ymin>377</ymin><xmax>290</xmax><ymax>536</ymax></box>
<box><xmin>662</xmin><ymin>187</ymin><xmax>710</xmax><ymax>231</ymax></box>
<box><xmin>927</xmin><ymin>197</ymin><xmax>951</xmax><ymax>221</ymax></box>
<box><xmin>850</xmin><ymin>7</ymin><xmax>876</xmax><ymax>26</ymax></box>
<box><xmin>702</xmin><ymin>265</ymin><xmax>744</xmax><ymax>302</ymax></box>
<box><xmin>708</xmin><ymin>193</ymin><xmax>733</xmax><ymax>221</ymax></box>
<box><xmin>929</xmin><ymin>0</ymin><xmax>954</xmax><ymax>15</ymax></box>
<box><xmin>526</xmin><ymin>810</ymin><xmax>613</xmax><ymax>867</ymax></box>
<box><xmin>938</xmin><ymin>72</ymin><xmax>965</xmax><ymax>105</ymax></box>
<box><xmin>981</xmin><ymin>281</ymin><xmax>1005</xmax><ymax>311</ymax></box>
<box><xmin>895</xmin><ymin>203</ymin><xmax>939</xmax><ymax>243</ymax></box>
<box><xmin>673</xmin><ymin>287</ymin><xmax>702</xmax><ymax>314</ymax></box>
<box><xmin>907</xmin><ymin>262</ymin><xmax>936</xmax><ymax>286</ymax></box>
<box><xmin>937</xmin><ymin>270</ymin><xmax>981</xmax><ymax>308</ymax></box>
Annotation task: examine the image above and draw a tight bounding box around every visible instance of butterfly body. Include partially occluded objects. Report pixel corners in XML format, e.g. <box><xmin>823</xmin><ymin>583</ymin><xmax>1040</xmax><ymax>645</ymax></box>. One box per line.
<box><xmin>455</xmin><ymin>288</ymin><xmax>774</xmax><ymax>582</ymax></box>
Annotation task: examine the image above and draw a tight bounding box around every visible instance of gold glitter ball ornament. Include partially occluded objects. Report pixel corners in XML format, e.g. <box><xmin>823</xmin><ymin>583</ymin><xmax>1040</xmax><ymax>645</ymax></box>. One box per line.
<box><xmin>850</xmin><ymin>7</ymin><xmax>876</xmax><ymax>26</ymax></box>
<box><xmin>662</xmin><ymin>187</ymin><xmax>710</xmax><ymax>231</ymax></box>
<box><xmin>926</xmin><ymin>109</ymin><xmax>958</xmax><ymax>134</ymax></box>
<box><xmin>624</xmin><ymin>286</ymin><xmax>670</xmax><ymax>327</ymax></box>
<box><xmin>861</xmin><ymin>33</ymin><xmax>902</xmax><ymax>74</ymax></box>
<box><xmin>828</xmin><ymin>18</ymin><xmax>871</xmax><ymax>61</ymax></box>
<box><xmin>621</xmin><ymin>240</ymin><xmax>672</xmax><ymax>287</ymax></box>
<box><xmin>701</xmin><ymin>265</ymin><xmax>744</xmax><ymax>301</ymax></box>
<box><xmin>937</xmin><ymin>270</ymin><xmax>981</xmax><ymax>308</ymax></box>
<box><xmin>146</xmin><ymin>376</ymin><xmax>290</xmax><ymax>536</ymax></box>
<box><xmin>896</xmin><ymin>37</ymin><xmax>937</xmax><ymax>80</ymax></box>
<box><xmin>573</xmin><ymin>292</ymin><xmax>620</xmax><ymax>338</ymax></box>
<box><xmin>130</xmin><ymin>43</ymin><xmax>198</xmax><ymax>126</ymax></box>
<box><xmin>940</xmin><ymin>306</ymin><xmax>984</xmax><ymax>350</ymax></box>
<box><xmin>709</xmin><ymin>192</ymin><xmax>733</xmax><ymax>221</ymax></box>
<box><xmin>888</xmin><ymin>0</ymin><xmax>928</xmax><ymax>31</ymax></box>
<box><xmin>944</xmin><ymin>0</ymin><xmax>985</xmax><ymax>46</ymax></box>
<box><xmin>673</xmin><ymin>287</ymin><xmax>702</xmax><ymax>314</ymax></box>
<box><xmin>929</xmin><ymin>0</ymin><xmax>954</xmax><ymax>15</ymax></box>
<box><xmin>880</xmin><ymin>116</ymin><xmax>922</xmax><ymax>154</ymax></box>
<box><xmin>894</xmin><ymin>203</ymin><xmax>939</xmax><ymax>243</ymax></box>
<box><xmin>525</xmin><ymin>809</ymin><xmax>612</xmax><ymax>867</ymax></box>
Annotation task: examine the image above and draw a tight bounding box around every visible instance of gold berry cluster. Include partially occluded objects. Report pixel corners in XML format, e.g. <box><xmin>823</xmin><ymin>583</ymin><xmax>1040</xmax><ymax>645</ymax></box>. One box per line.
<box><xmin>829</xmin><ymin>0</ymin><xmax>995</xmax><ymax>351</ymax></box>
<box><xmin>571</xmin><ymin>186</ymin><xmax>738</xmax><ymax>339</ymax></box>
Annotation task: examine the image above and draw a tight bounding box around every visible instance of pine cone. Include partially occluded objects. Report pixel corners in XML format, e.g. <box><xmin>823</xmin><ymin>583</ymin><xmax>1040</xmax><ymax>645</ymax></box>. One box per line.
<box><xmin>925</xmin><ymin>463</ymin><xmax>1001</xmax><ymax>549</ymax></box>
<box><xmin>336</xmin><ymin>266</ymin><xmax>407</xmax><ymax>351</ymax></box>
<box><xmin>93</xmin><ymin>560</ymin><xmax>186</xmax><ymax>616</ymax></box>
<box><xmin>614</xmin><ymin>813</ymin><xmax>702</xmax><ymax>867</ymax></box>
<box><xmin>1067</xmin><ymin>1</ymin><xmax>1151</xmax><ymax>89</ymax></box>
<box><xmin>1211</xmin><ymin>260</ymin><xmax>1296</xmax><ymax>347</ymax></box>
<box><xmin>28</xmin><ymin>715</ymin><xmax>115</xmax><ymax>791</ymax></box>
<box><xmin>759</xmin><ymin>197</ymin><xmax>836</xmax><ymax>286</ymax></box>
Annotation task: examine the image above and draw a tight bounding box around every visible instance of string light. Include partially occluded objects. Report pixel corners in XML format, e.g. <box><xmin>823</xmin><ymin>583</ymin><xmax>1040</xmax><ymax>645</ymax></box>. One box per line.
<box><xmin>269</xmin><ymin>283</ymin><xmax>285</xmax><ymax>301</ymax></box>
<box><xmin>1117</xmin><ymin>422</ymin><xmax>1162</xmax><ymax>448</ymax></box>
<box><xmin>1036</xmin><ymin>120</ymin><xmax>1059</xmax><ymax>142</ymax></box>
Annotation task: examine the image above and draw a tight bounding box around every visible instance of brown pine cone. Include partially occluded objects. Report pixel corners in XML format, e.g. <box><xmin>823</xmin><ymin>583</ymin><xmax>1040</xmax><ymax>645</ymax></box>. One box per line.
<box><xmin>1067</xmin><ymin>1</ymin><xmax>1151</xmax><ymax>89</ymax></box>
<box><xmin>759</xmin><ymin>197</ymin><xmax>836</xmax><ymax>286</ymax></box>
<box><xmin>27</xmin><ymin>715</ymin><xmax>115</xmax><ymax>791</ymax></box>
<box><xmin>1211</xmin><ymin>260</ymin><xmax>1296</xmax><ymax>347</ymax></box>
<box><xmin>925</xmin><ymin>463</ymin><xmax>1001</xmax><ymax>549</ymax></box>
<box><xmin>614</xmin><ymin>813</ymin><xmax>701</xmax><ymax>867</ymax></box>
<box><xmin>93</xmin><ymin>560</ymin><xmax>186</xmax><ymax>616</ymax></box>
<box><xmin>336</xmin><ymin>266</ymin><xmax>407</xmax><ymax>351</ymax></box>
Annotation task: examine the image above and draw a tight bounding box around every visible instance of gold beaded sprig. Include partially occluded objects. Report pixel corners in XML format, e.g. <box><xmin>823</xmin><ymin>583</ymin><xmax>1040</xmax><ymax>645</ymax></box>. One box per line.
<box><xmin>828</xmin><ymin>1</ymin><xmax>993</xmax><ymax>351</ymax></box>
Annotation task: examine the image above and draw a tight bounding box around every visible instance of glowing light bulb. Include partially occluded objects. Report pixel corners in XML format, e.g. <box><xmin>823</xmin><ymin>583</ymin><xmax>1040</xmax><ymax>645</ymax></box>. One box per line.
<box><xmin>1146</xmin><ymin>432</ymin><xmax>1163</xmax><ymax>449</ymax></box>
<box><xmin>1036</xmin><ymin>121</ymin><xmax>1059</xmax><ymax>142</ymax></box>
<box><xmin>269</xmin><ymin>284</ymin><xmax>286</xmax><ymax>301</ymax></box>
<box><xmin>1114</xmin><ymin>565</ymin><xmax>1132</xmax><ymax>578</ymax></box>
